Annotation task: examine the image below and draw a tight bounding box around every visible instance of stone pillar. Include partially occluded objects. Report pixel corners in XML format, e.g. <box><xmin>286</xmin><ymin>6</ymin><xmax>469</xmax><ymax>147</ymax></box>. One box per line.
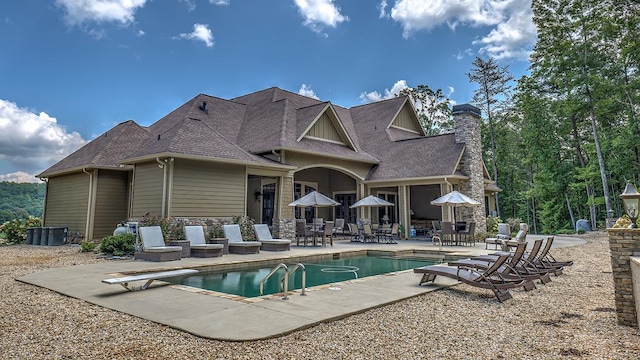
<box><xmin>607</xmin><ymin>228</ymin><xmax>640</xmax><ymax>327</ymax></box>
<box><xmin>453</xmin><ymin>104</ymin><xmax>487</xmax><ymax>233</ymax></box>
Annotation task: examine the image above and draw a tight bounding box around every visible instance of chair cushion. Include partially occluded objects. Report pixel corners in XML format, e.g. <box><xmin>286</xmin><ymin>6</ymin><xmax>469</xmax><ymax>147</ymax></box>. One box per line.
<box><xmin>144</xmin><ymin>246</ymin><xmax>183</xmax><ymax>253</ymax></box>
<box><xmin>191</xmin><ymin>244</ymin><xmax>223</xmax><ymax>250</ymax></box>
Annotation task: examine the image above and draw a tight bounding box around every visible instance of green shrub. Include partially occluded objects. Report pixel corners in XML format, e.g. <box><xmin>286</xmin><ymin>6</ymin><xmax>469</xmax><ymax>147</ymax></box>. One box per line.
<box><xmin>80</xmin><ymin>241</ymin><xmax>98</xmax><ymax>252</ymax></box>
<box><xmin>139</xmin><ymin>213</ymin><xmax>185</xmax><ymax>242</ymax></box>
<box><xmin>100</xmin><ymin>233</ymin><xmax>135</xmax><ymax>256</ymax></box>
<box><xmin>577</xmin><ymin>228</ymin><xmax>586</xmax><ymax>234</ymax></box>
<box><xmin>0</xmin><ymin>216</ymin><xmax>41</xmax><ymax>245</ymax></box>
<box><xmin>485</xmin><ymin>216</ymin><xmax>502</xmax><ymax>235</ymax></box>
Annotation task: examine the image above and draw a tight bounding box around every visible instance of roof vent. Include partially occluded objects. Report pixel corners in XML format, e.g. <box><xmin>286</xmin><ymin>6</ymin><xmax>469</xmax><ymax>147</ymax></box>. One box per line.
<box><xmin>199</xmin><ymin>100</ymin><xmax>208</xmax><ymax>114</ymax></box>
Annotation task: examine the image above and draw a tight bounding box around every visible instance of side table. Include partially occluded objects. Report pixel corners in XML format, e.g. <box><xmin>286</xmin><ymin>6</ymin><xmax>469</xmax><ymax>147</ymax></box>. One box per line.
<box><xmin>169</xmin><ymin>240</ymin><xmax>191</xmax><ymax>258</ymax></box>
<box><xmin>209</xmin><ymin>238</ymin><xmax>229</xmax><ymax>254</ymax></box>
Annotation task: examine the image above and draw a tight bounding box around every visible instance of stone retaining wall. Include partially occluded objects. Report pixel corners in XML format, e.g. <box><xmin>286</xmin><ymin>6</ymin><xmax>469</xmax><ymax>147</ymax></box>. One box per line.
<box><xmin>607</xmin><ymin>228</ymin><xmax>640</xmax><ymax>328</ymax></box>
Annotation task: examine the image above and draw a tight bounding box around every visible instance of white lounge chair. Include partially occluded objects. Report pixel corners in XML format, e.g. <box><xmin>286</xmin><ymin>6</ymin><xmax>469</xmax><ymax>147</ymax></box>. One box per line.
<box><xmin>184</xmin><ymin>225</ymin><xmax>224</xmax><ymax>257</ymax></box>
<box><xmin>222</xmin><ymin>224</ymin><xmax>262</xmax><ymax>254</ymax></box>
<box><xmin>252</xmin><ymin>224</ymin><xmax>291</xmax><ymax>251</ymax></box>
<box><xmin>136</xmin><ymin>226</ymin><xmax>183</xmax><ymax>262</ymax></box>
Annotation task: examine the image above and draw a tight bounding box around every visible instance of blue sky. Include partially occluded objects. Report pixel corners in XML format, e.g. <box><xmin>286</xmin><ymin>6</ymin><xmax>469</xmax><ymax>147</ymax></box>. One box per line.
<box><xmin>0</xmin><ymin>0</ymin><xmax>536</xmax><ymax>182</ymax></box>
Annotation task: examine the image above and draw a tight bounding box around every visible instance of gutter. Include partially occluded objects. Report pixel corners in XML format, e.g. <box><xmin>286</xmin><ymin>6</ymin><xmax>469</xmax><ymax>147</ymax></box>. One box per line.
<box><xmin>82</xmin><ymin>168</ymin><xmax>93</xmax><ymax>240</ymax></box>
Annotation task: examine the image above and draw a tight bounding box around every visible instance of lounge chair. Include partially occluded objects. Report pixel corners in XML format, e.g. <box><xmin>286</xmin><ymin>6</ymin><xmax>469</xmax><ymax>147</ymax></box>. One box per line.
<box><xmin>414</xmin><ymin>253</ymin><xmax>525</xmax><ymax>302</ymax></box>
<box><xmin>474</xmin><ymin>238</ymin><xmax>554</xmax><ymax>280</ymax></box>
<box><xmin>135</xmin><ymin>226</ymin><xmax>183</xmax><ymax>262</ymax></box>
<box><xmin>295</xmin><ymin>219</ymin><xmax>314</xmax><ymax>246</ymax></box>
<box><xmin>253</xmin><ymin>224</ymin><xmax>291</xmax><ymax>251</ymax></box>
<box><xmin>529</xmin><ymin>236</ymin><xmax>572</xmax><ymax>275</ymax></box>
<box><xmin>449</xmin><ymin>242</ymin><xmax>549</xmax><ymax>287</ymax></box>
<box><xmin>222</xmin><ymin>224</ymin><xmax>262</xmax><ymax>254</ymax></box>
<box><xmin>184</xmin><ymin>225</ymin><xmax>224</xmax><ymax>257</ymax></box>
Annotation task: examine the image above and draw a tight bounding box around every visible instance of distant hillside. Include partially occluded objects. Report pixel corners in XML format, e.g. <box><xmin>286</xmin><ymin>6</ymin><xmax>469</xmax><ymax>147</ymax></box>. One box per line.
<box><xmin>0</xmin><ymin>182</ymin><xmax>46</xmax><ymax>223</ymax></box>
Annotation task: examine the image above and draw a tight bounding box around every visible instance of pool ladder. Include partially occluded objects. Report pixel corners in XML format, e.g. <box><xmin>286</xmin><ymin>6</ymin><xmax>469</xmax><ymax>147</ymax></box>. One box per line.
<box><xmin>259</xmin><ymin>263</ymin><xmax>306</xmax><ymax>300</ymax></box>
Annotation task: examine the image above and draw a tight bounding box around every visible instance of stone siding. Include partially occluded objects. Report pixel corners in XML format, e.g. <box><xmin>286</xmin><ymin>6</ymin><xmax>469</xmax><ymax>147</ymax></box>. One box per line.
<box><xmin>454</xmin><ymin>106</ymin><xmax>487</xmax><ymax>233</ymax></box>
<box><xmin>607</xmin><ymin>228</ymin><xmax>640</xmax><ymax>327</ymax></box>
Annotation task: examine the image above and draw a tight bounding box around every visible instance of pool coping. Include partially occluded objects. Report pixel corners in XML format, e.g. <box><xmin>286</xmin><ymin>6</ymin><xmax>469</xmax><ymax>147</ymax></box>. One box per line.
<box><xmin>16</xmin><ymin>236</ymin><xmax>585</xmax><ymax>341</ymax></box>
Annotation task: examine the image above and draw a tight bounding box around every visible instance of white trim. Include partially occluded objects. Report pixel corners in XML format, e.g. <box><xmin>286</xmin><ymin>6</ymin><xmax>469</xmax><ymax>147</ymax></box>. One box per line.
<box><xmin>294</xmin><ymin>163</ymin><xmax>365</xmax><ymax>181</ymax></box>
<box><xmin>303</xmin><ymin>135</ymin><xmax>347</xmax><ymax>145</ymax></box>
<box><xmin>389</xmin><ymin>124</ymin><xmax>421</xmax><ymax>135</ymax></box>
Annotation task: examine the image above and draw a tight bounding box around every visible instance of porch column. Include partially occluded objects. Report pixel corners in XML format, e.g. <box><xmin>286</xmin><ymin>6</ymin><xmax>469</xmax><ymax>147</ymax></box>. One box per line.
<box><xmin>276</xmin><ymin>174</ymin><xmax>295</xmax><ymax>239</ymax></box>
<box><xmin>399</xmin><ymin>185</ymin><xmax>409</xmax><ymax>239</ymax></box>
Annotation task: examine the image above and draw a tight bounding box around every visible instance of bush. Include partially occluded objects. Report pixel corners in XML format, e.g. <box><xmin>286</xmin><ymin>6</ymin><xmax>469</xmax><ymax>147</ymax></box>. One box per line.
<box><xmin>139</xmin><ymin>213</ymin><xmax>185</xmax><ymax>242</ymax></box>
<box><xmin>80</xmin><ymin>241</ymin><xmax>98</xmax><ymax>253</ymax></box>
<box><xmin>485</xmin><ymin>216</ymin><xmax>502</xmax><ymax>235</ymax></box>
<box><xmin>0</xmin><ymin>216</ymin><xmax>41</xmax><ymax>245</ymax></box>
<box><xmin>100</xmin><ymin>233</ymin><xmax>135</xmax><ymax>256</ymax></box>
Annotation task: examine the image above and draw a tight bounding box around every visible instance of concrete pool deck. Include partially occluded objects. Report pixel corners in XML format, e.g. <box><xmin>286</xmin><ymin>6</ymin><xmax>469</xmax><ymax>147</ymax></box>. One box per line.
<box><xmin>17</xmin><ymin>235</ymin><xmax>585</xmax><ymax>341</ymax></box>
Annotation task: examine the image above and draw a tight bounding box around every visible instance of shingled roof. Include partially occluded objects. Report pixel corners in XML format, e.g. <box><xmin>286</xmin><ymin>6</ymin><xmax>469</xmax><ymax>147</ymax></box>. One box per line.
<box><xmin>40</xmin><ymin>87</ymin><xmax>466</xmax><ymax>181</ymax></box>
<box><xmin>37</xmin><ymin>120</ymin><xmax>149</xmax><ymax>177</ymax></box>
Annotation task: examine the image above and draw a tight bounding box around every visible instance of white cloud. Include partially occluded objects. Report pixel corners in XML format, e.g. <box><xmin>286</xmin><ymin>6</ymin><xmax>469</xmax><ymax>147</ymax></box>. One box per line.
<box><xmin>55</xmin><ymin>0</ymin><xmax>148</xmax><ymax>26</ymax></box>
<box><xmin>181</xmin><ymin>0</ymin><xmax>197</xmax><ymax>11</ymax></box>
<box><xmin>210</xmin><ymin>0</ymin><xmax>230</xmax><ymax>5</ymax></box>
<box><xmin>0</xmin><ymin>172</ymin><xmax>42</xmax><ymax>183</ymax></box>
<box><xmin>378</xmin><ymin>1</ymin><xmax>388</xmax><ymax>19</ymax></box>
<box><xmin>294</xmin><ymin>0</ymin><xmax>348</xmax><ymax>35</ymax></box>
<box><xmin>0</xmin><ymin>99</ymin><xmax>87</xmax><ymax>178</ymax></box>
<box><xmin>446</xmin><ymin>86</ymin><xmax>455</xmax><ymax>97</ymax></box>
<box><xmin>299</xmin><ymin>84</ymin><xmax>320</xmax><ymax>99</ymax></box>
<box><xmin>359</xmin><ymin>80</ymin><xmax>409</xmax><ymax>103</ymax></box>
<box><xmin>175</xmin><ymin>23</ymin><xmax>214</xmax><ymax>47</ymax></box>
<box><xmin>388</xmin><ymin>0</ymin><xmax>536</xmax><ymax>60</ymax></box>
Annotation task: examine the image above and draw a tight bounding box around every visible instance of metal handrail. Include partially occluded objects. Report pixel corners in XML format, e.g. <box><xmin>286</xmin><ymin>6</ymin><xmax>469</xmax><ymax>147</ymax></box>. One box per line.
<box><xmin>284</xmin><ymin>263</ymin><xmax>307</xmax><ymax>297</ymax></box>
<box><xmin>259</xmin><ymin>263</ymin><xmax>288</xmax><ymax>297</ymax></box>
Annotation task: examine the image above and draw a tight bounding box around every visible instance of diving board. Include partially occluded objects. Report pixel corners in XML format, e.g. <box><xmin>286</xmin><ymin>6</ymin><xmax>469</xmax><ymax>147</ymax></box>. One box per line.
<box><xmin>102</xmin><ymin>269</ymin><xmax>198</xmax><ymax>291</ymax></box>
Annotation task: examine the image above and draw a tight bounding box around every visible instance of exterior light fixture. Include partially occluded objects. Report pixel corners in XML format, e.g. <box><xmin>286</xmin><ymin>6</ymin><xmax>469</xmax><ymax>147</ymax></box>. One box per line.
<box><xmin>619</xmin><ymin>181</ymin><xmax>640</xmax><ymax>228</ymax></box>
<box><xmin>254</xmin><ymin>191</ymin><xmax>263</xmax><ymax>202</ymax></box>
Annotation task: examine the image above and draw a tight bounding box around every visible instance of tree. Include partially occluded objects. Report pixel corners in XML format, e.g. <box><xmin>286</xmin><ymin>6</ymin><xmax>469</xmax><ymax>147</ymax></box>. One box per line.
<box><xmin>398</xmin><ymin>85</ymin><xmax>453</xmax><ymax>135</ymax></box>
<box><xmin>467</xmin><ymin>56</ymin><xmax>514</xmax><ymax>218</ymax></box>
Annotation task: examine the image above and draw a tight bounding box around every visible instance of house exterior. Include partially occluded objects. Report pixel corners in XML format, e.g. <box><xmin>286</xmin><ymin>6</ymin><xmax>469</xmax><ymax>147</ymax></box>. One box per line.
<box><xmin>37</xmin><ymin>87</ymin><xmax>499</xmax><ymax>241</ymax></box>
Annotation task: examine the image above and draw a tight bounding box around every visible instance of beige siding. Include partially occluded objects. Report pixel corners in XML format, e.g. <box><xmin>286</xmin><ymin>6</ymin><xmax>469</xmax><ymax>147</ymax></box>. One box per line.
<box><xmin>44</xmin><ymin>173</ymin><xmax>89</xmax><ymax>235</ymax></box>
<box><xmin>131</xmin><ymin>162</ymin><xmax>164</xmax><ymax>217</ymax></box>
<box><xmin>392</xmin><ymin>105</ymin><xmax>421</xmax><ymax>133</ymax></box>
<box><xmin>307</xmin><ymin>113</ymin><xmax>344</xmax><ymax>143</ymax></box>
<box><xmin>285</xmin><ymin>152</ymin><xmax>371</xmax><ymax>180</ymax></box>
<box><xmin>93</xmin><ymin>170</ymin><xmax>129</xmax><ymax>239</ymax></box>
<box><xmin>170</xmin><ymin>159</ymin><xmax>245</xmax><ymax>217</ymax></box>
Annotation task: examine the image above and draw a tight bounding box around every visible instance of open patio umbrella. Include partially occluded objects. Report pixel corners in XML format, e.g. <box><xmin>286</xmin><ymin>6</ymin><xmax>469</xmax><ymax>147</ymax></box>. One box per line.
<box><xmin>349</xmin><ymin>195</ymin><xmax>395</xmax><ymax>208</ymax></box>
<box><xmin>430</xmin><ymin>190</ymin><xmax>480</xmax><ymax>224</ymax></box>
<box><xmin>289</xmin><ymin>191</ymin><xmax>340</xmax><ymax>243</ymax></box>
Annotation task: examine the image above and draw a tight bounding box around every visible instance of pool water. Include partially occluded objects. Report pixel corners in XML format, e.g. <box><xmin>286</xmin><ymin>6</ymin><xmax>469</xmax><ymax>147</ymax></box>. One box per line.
<box><xmin>166</xmin><ymin>255</ymin><xmax>441</xmax><ymax>298</ymax></box>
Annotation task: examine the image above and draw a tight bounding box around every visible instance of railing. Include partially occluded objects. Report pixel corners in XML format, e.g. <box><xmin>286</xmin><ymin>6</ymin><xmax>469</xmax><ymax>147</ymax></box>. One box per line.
<box><xmin>259</xmin><ymin>263</ymin><xmax>307</xmax><ymax>300</ymax></box>
<box><xmin>259</xmin><ymin>263</ymin><xmax>288</xmax><ymax>298</ymax></box>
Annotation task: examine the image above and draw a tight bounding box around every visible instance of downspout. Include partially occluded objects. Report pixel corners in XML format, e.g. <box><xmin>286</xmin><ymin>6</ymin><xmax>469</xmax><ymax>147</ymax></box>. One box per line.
<box><xmin>82</xmin><ymin>168</ymin><xmax>93</xmax><ymax>241</ymax></box>
<box><xmin>156</xmin><ymin>157</ymin><xmax>167</xmax><ymax>218</ymax></box>
<box><xmin>39</xmin><ymin>178</ymin><xmax>48</xmax><ymax>226</ymax></box>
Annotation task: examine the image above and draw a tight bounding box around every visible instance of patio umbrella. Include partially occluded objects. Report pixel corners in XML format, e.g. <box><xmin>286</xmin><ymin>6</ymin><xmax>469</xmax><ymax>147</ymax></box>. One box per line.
<box><xmin>288</xmin><ymin>191</ymin><xmax>340</xmax><ymax>241</ymax></box>
<box><xmin>430</xmin><ymin>190</ymin><xmax>480</xmax><ymax>224</ymax></box>
<box><xmin>349</xmin><ymin>195</ymin><xmax>395</xmax><ymax>208</ymax></box>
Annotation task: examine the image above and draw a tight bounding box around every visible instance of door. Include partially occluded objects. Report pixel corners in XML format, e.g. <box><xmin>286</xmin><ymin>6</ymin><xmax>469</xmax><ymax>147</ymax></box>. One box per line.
<box><xmin>335</xmin><ymin>193</ymin><xmax>357</xmax><ymax>224</ymax></box>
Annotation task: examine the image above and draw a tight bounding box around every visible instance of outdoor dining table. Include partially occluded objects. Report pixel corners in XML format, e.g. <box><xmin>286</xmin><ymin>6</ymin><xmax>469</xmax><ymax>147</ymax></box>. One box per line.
<box><xmin>453</xmin><ymin>222</ymin><xmax>468</xmax><ymax>245</ymax></box>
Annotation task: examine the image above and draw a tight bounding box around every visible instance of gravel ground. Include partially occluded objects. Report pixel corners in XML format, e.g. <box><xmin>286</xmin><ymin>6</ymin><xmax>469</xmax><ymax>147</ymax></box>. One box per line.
<box><xmin>1</xmin><ymin>232</ymin><xmax>639</xmax><ymax>359</ymax></box>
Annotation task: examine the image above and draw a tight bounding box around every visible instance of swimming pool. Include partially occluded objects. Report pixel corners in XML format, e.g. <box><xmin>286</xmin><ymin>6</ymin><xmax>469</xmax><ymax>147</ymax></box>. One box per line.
<box><xmin>166</xmin><ymin>254</ymin><xmax>443</xmax><ymax>298</ymax></box>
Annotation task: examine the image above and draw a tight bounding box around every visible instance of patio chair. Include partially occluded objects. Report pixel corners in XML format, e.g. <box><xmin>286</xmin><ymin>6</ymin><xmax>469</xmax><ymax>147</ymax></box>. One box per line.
<box><xmin>529</xmin><ymin>236</ymin><xmax>572</xmax><ymax>275</ymax></box>
<box><xmin>333</xmin><ymin>218</ymin><xmax>346</xmax><ymax>238</ymax></box>
<box><xmin>440</xmin><ymin>221</ymin><xmax>456</xmax><ymax>245</ymax></box>
<box><xmin>474</xmin><ymin>238</ymin><xmax>553</xmax><ymax>282</ymax></box>
<box><xmin>184</xmin><ymin>225</ymin><xmax>224</xmax><ymax>258</ymax></box>
<box><xmin>135</xmin><ymin>226</ymin><xmax>183</xmax><ymax>262</ymax></box>
<box><xmin>362</xmin><ymin>224</ymin><xmax>376</xmax><ymax>243</ymax></box>
<box><xmin>485</xmin><ymin>223</ymin><xmax>511</xmax><ymax>249</ymax></box>
<box><xmin>347</xmin><ymin>223</ymin><xmax>361</xmax><ymax>242</ymax></box>
<box><xmin>253</xmin><ymin>224</ymin><xmax>291</xmax><ymax>251</ymax></box>
<box><xmin>458</xmin><ymin>222</ymin><xmax>476</xmax><ymax>246</ymax></box>
<box><xmin>414</xmin><ymin>253</ymin><xmax>525</xmax><ymax>302</ymax></box>
<box><xmin>295</xmin><ymin>219</ymin><xmax>314</xmax><ymax>246</ymax></box>
<box><xmin>222</xmin><ymin>224</ymin><xmax>262</xmax><ymax>254</ymax></box>
<box><xmin>385</xmin><ymin>223</ymin><xmax>399</xmax><ymax>244</ymax></box>
<box><xmin>321</xmin><ymin>221</ymin><xmax>334</xmax><ymax>247</ymax></box>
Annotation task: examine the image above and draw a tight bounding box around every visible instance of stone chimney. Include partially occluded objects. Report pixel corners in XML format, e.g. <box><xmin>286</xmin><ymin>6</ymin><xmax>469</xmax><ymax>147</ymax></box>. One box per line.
<box><xmin>453</xmin><ymin>104</ymin><xmax>486</xmax><ymax>233</ymax></box>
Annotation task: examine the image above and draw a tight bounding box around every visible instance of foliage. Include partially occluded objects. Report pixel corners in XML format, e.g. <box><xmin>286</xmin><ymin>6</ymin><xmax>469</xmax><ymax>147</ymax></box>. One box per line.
<box><xmin>80</xmin><ymin>241</ymin><xmax>98</xmax><ymax>253</ymax></box>
<box><xmin>612</xmin><ymin>214</ymin><xmax>640</xmax><ymax>229</ymax></box>
<box><xmin>0</xmin><ymin>182</ymin><xmax>46</xmax><ymax>223</ymax></box>
<box><xmin>138</xmin><ymin>213</ymin><xmax>185</xmax><ymax>242</ymax></box>
<box><xmin>100</xmin><ymin>233</ymin><xmax>135</xmax><ymax>256</ymax></box>
<box><xmin>397</xmin><ymin>85</ymin><xmax>453</xmax><ymax>135</ymax></box>
<box><xmin>0</xmin><ymin>216</ymin><xmax>41</xmax><ymax>245</ymax></box>
<box><xmin>485</xmin><ymin>216</ymin><xmax>502</xmax><ymax>235</ymax></box>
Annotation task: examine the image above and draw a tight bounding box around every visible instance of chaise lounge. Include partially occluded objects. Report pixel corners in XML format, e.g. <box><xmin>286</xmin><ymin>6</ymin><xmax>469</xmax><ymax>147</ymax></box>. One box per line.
<box><xmin>135</xmin><ymin>226</ymin><xmax>183</xmax><ymax>262</ymax></box>
<box><xmin>223</xmin><ymin>224</ymin><xmax>262</xmax><ymax>254</ymax></box>
<box><xmin>414</xmin><ymin>253</ymin><xmax>525</xmax><ymax>302</ymax></box>
<box><xmin>184</xmin><ymin>225</ymin><xmax>224</xmax><ymax>257</ymax></box>
<box><xmin>253</xmin><ymin>224</ymin><xmax>291</xmax><ymax>251</ymax></box>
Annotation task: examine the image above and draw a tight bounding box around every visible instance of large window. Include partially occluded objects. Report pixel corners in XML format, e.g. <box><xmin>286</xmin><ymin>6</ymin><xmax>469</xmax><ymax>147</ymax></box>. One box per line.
<box><xmin>334</xmin><ymin>193</ymin><xmax>357</xmax><ymax>224</ymax></box>
<box><xmin>376</xmin><ymin>192</ymin><xmax>397</xmax><ymax>224</ymax></box>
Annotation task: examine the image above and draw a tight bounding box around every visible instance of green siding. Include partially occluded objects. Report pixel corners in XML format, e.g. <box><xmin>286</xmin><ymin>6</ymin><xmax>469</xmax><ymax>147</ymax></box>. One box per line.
<box><xmin>131</xmin><ymin>162</ymin><xmax>164</xmax><ymax>217</ymax></box>
<box><xmin>392</xmin><ymin>105</ymin><xmax>421</xmax><ymax>133</ymax></box>
<box><xmin>44</xmin><ymin>173</ymin><xmax>89</xmax><ymax>236</ymax></box>
<box><xmin>93</xmin><ymin>170</ymin><xmax>129</xmax><ymax>239</ymax></box>
<box><xmin>307</xmin><ymin>113</ymin><xmax>344</xmax><ymax>143</ymax></box>
<box><xmin>170</xmin><ymin>159</ymin><xmax>245</xmax><ymax>217</ymax></box>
